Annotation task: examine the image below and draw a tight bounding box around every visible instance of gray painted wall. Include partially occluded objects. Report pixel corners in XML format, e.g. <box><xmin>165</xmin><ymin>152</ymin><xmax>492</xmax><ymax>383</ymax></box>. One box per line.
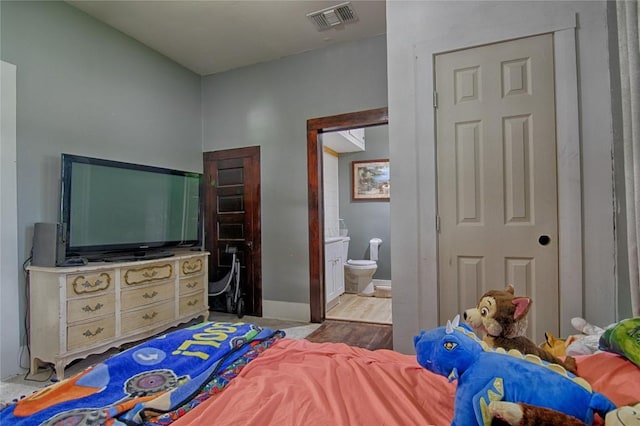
<box><xmin>0</xmin><ymin>1</ymin><xmax>202</xmax><ymax>377</ymax></box>
<box><xmin>201</xmin><ymin>35</ymin><xmax>388</xmax><ymax>305</ymax></box>
<box><xmin>339</xmin><ymin>125</ymin><xmax>391</xmax><ymax>280</ymax></box>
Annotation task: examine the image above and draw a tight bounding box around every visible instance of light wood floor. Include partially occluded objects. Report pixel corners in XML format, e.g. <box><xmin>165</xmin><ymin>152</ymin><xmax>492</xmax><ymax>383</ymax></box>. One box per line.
<box><xmin>326</xmin><ymin>293</ymin><xmax>392</xmax><ymax>325</ymax></box>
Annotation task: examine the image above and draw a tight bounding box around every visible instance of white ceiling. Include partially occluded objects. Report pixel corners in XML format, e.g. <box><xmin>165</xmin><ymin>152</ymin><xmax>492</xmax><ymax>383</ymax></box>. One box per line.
<box><xmin>66</xmin><ymin>0</ymin><xmax>387</xmax><ymax>76</ymax></box>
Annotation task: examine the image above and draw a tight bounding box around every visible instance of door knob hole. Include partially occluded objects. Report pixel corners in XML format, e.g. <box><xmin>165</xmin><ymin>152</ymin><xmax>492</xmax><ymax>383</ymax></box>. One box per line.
<box><xmin>538</xmin><ymin>235</ymin><xmax>551</xmax><ymax>246</ymax></box>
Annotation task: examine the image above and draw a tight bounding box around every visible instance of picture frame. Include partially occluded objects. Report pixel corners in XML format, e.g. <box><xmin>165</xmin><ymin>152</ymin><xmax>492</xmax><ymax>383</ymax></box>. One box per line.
<box><xmin>351</xmin><ymin>159</ymin><xmax>390</xmax><ymax>201</ymax></box>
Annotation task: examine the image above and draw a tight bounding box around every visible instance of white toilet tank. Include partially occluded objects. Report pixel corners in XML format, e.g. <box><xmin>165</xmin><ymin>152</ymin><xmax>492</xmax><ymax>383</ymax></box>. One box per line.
<box><xmin>369</xmin><ymin>238</ymin><xmax>382</xmax><ymax>261</ymax></box>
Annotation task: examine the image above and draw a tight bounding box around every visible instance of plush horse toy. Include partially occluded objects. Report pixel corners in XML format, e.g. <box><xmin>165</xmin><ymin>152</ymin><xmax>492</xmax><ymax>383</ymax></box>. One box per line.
<box><xmin>414</xmin><ymin>316</ymin><xmax>616</xmax><ymax>426</ymax></box>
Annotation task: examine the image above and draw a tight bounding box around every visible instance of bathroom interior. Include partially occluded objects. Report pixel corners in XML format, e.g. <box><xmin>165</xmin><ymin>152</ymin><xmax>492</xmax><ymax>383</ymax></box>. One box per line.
<box><xmin>322</xmin><ymin>125</ymin><xmax>391</xmax><ymax>325</ymax></box>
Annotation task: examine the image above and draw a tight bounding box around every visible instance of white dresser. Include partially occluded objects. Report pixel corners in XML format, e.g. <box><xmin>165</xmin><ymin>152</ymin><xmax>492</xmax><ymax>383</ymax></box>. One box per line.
<box><xmin>27</xmin><ymin>250</ymin><xmax>209</xmax><ymax>379</ymax></box>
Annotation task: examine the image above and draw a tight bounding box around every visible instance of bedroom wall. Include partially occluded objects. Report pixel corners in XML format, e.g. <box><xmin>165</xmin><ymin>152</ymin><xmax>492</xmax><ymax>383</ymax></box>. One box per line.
<box><xmin>201</xmin><ymin>35</ymin><xmax>388</xmax><ymax>319</ymax></box>
<box><xmin>387</xmin><ymin>0</ymin><xmax>619</xmax><ymax>353</ymax></box>
<box><xmin>0</xmin><ymin>1</ymin><xmax>202</xmax><ymax>378</ymax></box>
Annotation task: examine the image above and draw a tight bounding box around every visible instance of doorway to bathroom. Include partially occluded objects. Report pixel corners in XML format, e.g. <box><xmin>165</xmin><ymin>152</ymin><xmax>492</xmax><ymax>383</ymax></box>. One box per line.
<box><xmin>306</xmin><ymin>108</ymin><xmax>390</xmax><ymax>325</ymax></box>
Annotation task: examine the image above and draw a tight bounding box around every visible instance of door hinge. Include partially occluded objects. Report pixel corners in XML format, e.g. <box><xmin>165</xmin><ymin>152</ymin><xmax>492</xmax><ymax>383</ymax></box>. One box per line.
<box><xmin>433</xmin><ymin>91</ymin><xmax>438</xmax><ymax>109</ymax></box>
<box><xmin>436</xmin><ymin>216</ymin><xmax>440</xmax><ymax>233</ymax></box>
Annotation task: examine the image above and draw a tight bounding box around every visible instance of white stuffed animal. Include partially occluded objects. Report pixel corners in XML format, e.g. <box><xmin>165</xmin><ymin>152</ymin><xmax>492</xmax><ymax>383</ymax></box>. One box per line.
<box><xmin>565</xmin><ymin>317</ymin><xmax>615</xmax><ymax>356</ymax></box>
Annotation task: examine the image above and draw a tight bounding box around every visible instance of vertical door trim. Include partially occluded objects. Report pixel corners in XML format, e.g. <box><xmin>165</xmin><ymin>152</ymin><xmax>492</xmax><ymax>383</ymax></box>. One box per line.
<box><xmin>553</xmin><ymin>28</ymin><xmax>582</xmax><ymax>335</ymax></box>
<box><xmin>307</xmin><ymin>108</ymin><xmax>389</xmax><ymax>323</ymax></box>
<box><xmin>1</xmin><ymin>60</ymin><xmax>20</xmax><ymax>378</ymax></box>
<box><xmin>414</xmin><ymin>14</ymin><xmax>581</xmax><ymax>336</ymax></box>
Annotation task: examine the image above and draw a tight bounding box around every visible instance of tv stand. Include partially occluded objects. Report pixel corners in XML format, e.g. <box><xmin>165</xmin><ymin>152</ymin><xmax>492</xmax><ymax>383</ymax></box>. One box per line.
<box><xmin>103</xmin><ymin>250</ymin><xmax>174</xmax><ymax>262</ymax></box>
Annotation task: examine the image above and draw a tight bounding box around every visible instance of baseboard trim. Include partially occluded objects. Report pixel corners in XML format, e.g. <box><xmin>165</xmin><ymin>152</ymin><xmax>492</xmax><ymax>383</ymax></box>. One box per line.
<box><xmin>373</xmin><ymin>279</ymin><xmax>391</xmax><ymax>287</ymax></box>
<box><xmin>262</xmin><ymin>300</ymin><xmax>310</xmax><ymax>322</ymax></box>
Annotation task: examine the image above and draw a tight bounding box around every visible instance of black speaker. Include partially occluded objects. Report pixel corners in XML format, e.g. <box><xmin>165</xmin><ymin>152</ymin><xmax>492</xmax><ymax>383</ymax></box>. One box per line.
<box><xmin>32</xmin><ymin>222</ymin><xmax>66</xmax><ymax>267</ymax></box>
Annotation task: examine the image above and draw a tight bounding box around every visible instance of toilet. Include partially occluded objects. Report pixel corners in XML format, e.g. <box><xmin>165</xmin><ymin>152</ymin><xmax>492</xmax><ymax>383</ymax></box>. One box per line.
<box><xmin>343</xmin><ymin>238</ymin><xmax>382</xmax><ymax>295</ymax></box>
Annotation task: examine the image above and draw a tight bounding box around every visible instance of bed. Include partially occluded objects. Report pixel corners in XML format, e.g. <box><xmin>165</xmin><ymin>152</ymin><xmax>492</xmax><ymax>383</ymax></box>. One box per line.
<box><xmin>1</xmin><ymin>320</ymin><xmax>638</xmax><ymax>426</ymax></box>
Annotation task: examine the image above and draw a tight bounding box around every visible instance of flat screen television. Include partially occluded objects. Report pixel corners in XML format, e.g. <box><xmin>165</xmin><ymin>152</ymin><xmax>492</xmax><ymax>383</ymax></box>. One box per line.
<box><xmin>60</xmin><ymin>153</ymin><xmax>202</xmax><ymax>261</ymax></box>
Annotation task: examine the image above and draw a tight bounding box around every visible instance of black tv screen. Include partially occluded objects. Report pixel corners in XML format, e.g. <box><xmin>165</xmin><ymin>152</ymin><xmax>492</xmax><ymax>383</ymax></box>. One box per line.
<box><xmin>60</xmin><ymin>154</ymin><xmax>202</xmax><ymax>259</ymax></box>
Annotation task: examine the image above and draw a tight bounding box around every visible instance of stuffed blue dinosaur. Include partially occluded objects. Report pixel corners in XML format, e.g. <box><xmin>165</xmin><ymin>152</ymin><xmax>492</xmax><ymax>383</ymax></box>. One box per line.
<box><xmin>414</xmin><ymin>316</ymin><xmax>616</xmax><ymax>426</ymax></box>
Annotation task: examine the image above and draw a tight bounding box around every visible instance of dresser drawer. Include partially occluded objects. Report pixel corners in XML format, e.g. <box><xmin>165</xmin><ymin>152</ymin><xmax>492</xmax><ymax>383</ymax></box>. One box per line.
<box><xmin>121</xmin><ymin>300</ymin><xmax>174</xmax><ymax>334</ymax></box>
<box><xmin>179</xmin><ymin>293</ymin><xmax>206</xmax><ymax>317</ymax></box>
<box><xmin>66</xmin><ymin>271</ymin><xmax>114</xmax><ymax>297</ymax></box>
<box><xmin>67</xmin><ymin>293</ymin><xmax>116</xmax><ymax>324</ymax></box>
<box><xmin>180</xmin><ymin>257</ymin><xmax>204</xmax><ymax>277</ymax></box>
<box><xmin>122</xmin><ymin>262</ymin><xmax>174</xmax><ymax>287</ymax></box>
<box><xmin>67</xmin><ymin>316</ymin><xmax>115</xmax><ymax>351</ymax></box>
<box><xmin>121</xmin><ymin>282</ymin><xmax>173</xmax><ymax>311</ymax></box>
<box><xmin>179</xmin><ymin>276</ymin><xmax>204</xmax><ymax>296</ymax></box>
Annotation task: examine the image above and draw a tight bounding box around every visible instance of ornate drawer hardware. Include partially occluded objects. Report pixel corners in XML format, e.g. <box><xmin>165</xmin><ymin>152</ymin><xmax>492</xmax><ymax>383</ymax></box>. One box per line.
<box><xmin>124</xmin><ymin>264</ymin><xmax>173</xmax><ymax>286</ymax></box>
<box><xmin>83</xmin><ymin>327</ymin><xmax>104</xmax><ymax>338</ymax></box>
<box><xmin>82</xmin><ymin>303</ymin><xmax>104</xmax><ymax>313</ymax></box>
<box><xmin>186</xmin><ymin>281</ymin><xmax>198</xmax><ymax>289</ymax></box>
<box><xmin>187</xmin><ymin>298</ymin><xmax>198</xmax><ymax>306</ymax></box>
<box><xmin>143</xmin><ymin>291</ymin><xmax>158</xmax><ymax>299</ymax></box>
<box><xmin>72</xmin><ymin>273</ymin><xmax>111</xmax><ymax>295</ymax></box>
<box><xmin>142</xmin><ymin>311</ymin><xmax>158</xmax><ymax>320</ymax></box>
<box><xmin>182</xmin><ymin>259</ymin><xmax>203</xmax><ymax>275</ymax></box>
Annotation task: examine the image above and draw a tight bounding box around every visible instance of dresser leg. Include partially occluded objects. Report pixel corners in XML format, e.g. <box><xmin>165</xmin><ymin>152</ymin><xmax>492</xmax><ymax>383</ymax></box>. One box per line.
<box><xmin>29</xmin><ymin>357</ymin><xmax>41</xmax><ymax>377</ymax></box>
<box><xmin>54</xmin><ymin>361</ymin><xmax>66</xmax><ymax>381</ymax></box>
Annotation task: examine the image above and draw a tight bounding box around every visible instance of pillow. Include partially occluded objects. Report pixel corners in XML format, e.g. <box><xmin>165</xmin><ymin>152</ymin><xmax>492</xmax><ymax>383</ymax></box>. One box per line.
<box><xmin>599</xmin><ymin>317</ymin><xmax>640</xmax><ymax>368</ymax></box>
<box><xmin>574</xmin><ymin>351</ymin><xmax>640</xmax><ymax>407</ymax></box>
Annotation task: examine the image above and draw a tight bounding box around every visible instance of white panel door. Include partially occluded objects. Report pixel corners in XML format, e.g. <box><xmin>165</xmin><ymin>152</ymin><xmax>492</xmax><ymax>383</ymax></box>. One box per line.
<box><xmin>436</xmin><ymin>34</ymin><xmax>558</xmax><ymax>342</ymax></box>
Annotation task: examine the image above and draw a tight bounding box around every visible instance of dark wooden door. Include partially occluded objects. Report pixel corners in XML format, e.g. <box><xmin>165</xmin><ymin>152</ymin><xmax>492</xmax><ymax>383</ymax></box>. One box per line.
<box><xmin>203</xmin><ymin>146</ymin><xmax>261</xmax><ymax>316</ymax></box>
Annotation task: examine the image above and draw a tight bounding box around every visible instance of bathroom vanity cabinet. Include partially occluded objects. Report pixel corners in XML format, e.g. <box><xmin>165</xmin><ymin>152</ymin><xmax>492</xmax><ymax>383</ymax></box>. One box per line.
<box><xmin>325</xmin><ymin>238</ymin><xmax>345</xmax><ymax>309</ymax></box>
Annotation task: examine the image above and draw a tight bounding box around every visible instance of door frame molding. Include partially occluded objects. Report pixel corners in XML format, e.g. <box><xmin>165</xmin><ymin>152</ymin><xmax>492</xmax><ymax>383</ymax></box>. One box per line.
<box><xmin>307</xmin><ymin>108</ymin><xmax>389</xmax><ymax>322</ymax></box>
<box><xmin>414</xmin><ymin>13</ymin><xmax>581</xmax><ymax>335</ymax></box>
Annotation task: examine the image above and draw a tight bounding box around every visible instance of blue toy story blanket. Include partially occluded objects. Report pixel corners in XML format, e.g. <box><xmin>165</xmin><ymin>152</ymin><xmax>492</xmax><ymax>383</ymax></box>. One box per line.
<box><xmin>0</xmin><ymin>321</ymin><xmax>281</xmax><ymax>425</ymax></box>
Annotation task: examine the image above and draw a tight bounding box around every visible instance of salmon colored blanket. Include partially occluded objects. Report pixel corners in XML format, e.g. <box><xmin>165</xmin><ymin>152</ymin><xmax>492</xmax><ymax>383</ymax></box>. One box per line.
<box><xmin>173</xmin><ymin>338</ymin><xmax>456</xmax><ymax>426</ymax></box>
<box><xmin>173</xmin><ymin>339</ymin><xmax>640</xmax><ymax>426</ymax></box>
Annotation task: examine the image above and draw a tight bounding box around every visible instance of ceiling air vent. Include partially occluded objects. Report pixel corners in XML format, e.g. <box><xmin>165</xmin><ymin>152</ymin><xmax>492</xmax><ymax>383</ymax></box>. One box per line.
<box><xmin>307</xmin><ymin>2</ymin><xmax>359</xmax><ymax>31</ymax></box>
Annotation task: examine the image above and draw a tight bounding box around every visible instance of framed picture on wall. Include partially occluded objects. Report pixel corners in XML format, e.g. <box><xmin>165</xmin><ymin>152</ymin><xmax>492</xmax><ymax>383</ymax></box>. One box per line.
<box><xmin>351</xmin><ymin>159</ymin><xmax>390</xmax><ymax>201</ymax></box>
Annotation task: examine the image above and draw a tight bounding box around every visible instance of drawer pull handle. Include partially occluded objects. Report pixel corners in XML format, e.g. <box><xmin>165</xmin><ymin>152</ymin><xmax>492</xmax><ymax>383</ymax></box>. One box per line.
<box><xmin>80</xmin><ymin>278</ymin><xmax>101</xmax><ymax>289</ymax></box>
<box><xmin>186</xmin><ymin>282</ymin><xmax>198</xmax><ymax>289</ymax></box>
<box><xmin>142</xmin><ymin>271</ymin><xmax>159</xmax><ymax>278</ymax></box>
<box><xmin>83</xmin><ymin>327</ymin><xmax>104</xmax><ymax>338</ymax></box>
<box><xmin>143</xmin><ymin>291</ymin><xmax>158</xmax><ymax>299</ymax></box>
<box><xmin>82</xmin><ymin>303</ymin><xmax>104</xmax><ymax>313</ymax></box>
<box><xmin>143</xmin><ymin>312</ymin><xmax>158</xmax><ymax>320</ymax></box>
<box><xmin>187</xmin><ymin>299</ymin><xmax>198</xmax><ymax>306</ymax></box>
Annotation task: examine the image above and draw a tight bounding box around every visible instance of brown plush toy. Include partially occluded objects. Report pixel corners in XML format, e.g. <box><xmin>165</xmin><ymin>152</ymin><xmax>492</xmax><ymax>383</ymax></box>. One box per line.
<box><xmin>489</xmin><ymin>401</ymin><xmax>640</xmax><ymax>426</ymax></box>
<box><xmin>464</xmin><ymin>285</ymin><xmax>578</xmax><ymax>375</ymax></box>
<box><xmin>488</xmin><ymin>401</ymin><xmax>588</xmax><ymax>426</ymax></box>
